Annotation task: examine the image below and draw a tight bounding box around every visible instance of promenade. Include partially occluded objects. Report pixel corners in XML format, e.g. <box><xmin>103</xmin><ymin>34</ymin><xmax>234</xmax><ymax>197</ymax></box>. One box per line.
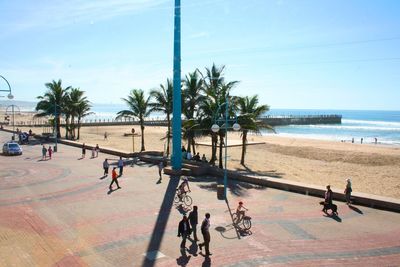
<box><xmin>1</xmin><ymin>131</ymin><xmax>400</xmax><ymax>266</ymax></box>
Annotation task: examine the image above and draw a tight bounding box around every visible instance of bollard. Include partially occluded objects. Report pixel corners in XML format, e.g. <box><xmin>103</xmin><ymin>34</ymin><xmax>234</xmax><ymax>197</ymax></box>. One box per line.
<box><xmin>217</xmin><ymin>185</ymin><xmax>224</xmax><ymax>200</ymax></box>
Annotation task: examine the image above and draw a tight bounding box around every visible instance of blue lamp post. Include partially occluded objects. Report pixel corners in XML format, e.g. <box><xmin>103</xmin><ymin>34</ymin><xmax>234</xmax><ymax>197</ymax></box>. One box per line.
<box><xmin>172</xmin><ymin>0</ymin><xmax>182</xmax><ymax>171</ymax></box>
<box><xmin>211</xmin><ymin>96</ymin><xmax>240</xmax><ymax>199</ymax></box>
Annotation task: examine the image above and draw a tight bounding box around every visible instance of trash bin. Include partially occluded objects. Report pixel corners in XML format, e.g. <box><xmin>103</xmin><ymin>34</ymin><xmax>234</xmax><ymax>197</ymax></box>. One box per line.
<box><xmin>54</xmin><ymin>145</ymin><xmax>57</xmax><ymax>152</ymax></box>
<box><xmin>217</xmin><ymin>185</ymin><xmax>225</xmax><ymax>200</ymax></box>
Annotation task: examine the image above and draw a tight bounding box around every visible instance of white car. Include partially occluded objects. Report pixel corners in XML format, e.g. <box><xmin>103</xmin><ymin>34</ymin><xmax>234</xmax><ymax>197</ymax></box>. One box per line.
<box><xmin>2</xmin><ymin>141</ymin><xmax>23</xmax><ymax>156</ymax></box>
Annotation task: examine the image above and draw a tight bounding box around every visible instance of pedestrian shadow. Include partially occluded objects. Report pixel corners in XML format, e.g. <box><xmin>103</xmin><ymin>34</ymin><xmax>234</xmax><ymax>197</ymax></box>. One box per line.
<box><xmin>323</xmin><ymin>213</ymin><xmax>342</xmax><ymax>222</ymax></box>
<box><xmin>156</xmin><ymin>178</ymin><xmax>162</xmax><ymax>184</ymax></box>
<box><xmin>100</xmin><ymin>175</ymin><xmax>107</xmax><ymax>180</ymax></box>
<box><xmin>107</xmin><ymin>188</ymin><xmax>120</xmax><ymax>195</ymax></box>
<box><xmin>187</xmin><ymin>238</ymin><xmax>198</xmax><ymax>257</ymax></box>
<box><xmin>77</xmin><ymin>157</ymin><xmax>84</xmax><ymax>160</ymax></box>
<box><xmin>176</xmin><ymin>250</ymin><xmax>191</xmax><ymax>266</ymax></box>
<box><xmin>37</xmin><ymin>158</ymin><xmax>49</xmax><ymax>162</ymax></box>
<box><xmin>141</xmin><ymin>175</ymin><xmax>180</xmax><ymax>267</ymax></box>
<box><xmin>349</xmin><ymin>205</ymin><xmax>363</xmax><ymax>214</ymax></box>
<box><xmin>200</xmin><ymin>254</ymin><xmax>211</xmax><ymax>266</ymax></box>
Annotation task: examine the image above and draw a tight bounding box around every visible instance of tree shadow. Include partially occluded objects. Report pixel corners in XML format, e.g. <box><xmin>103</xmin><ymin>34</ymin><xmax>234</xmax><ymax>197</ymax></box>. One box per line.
<box><xmin>191</xmin><ymin>176</ymin><xmax>267</xmax><ymax>197</ymax></box>
<box><xmin>235</xmin><ymin>164</ymin><xmax>284</xmax><ymax>178</ymax></box>
<box><xmin>349</xmin><ymin>205</ymin><xmax>363</xmax><ymax>214</ymax></box>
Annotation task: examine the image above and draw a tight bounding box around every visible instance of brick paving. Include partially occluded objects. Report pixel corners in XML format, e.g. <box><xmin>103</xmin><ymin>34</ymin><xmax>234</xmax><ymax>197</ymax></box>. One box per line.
<box><xmin>1</xmin><ymin>131</ymin><xmax>400</xmax><ymax>267</ymax></box>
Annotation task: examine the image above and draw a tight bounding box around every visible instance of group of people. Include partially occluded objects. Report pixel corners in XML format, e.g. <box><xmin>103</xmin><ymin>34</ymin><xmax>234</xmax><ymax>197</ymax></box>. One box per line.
<box><xmin>181</xmin><ymin>146</ymin><xmax>207</xmax><ymax>162</ymax></box>
<box><xmin>81</xmin><ymin>143</ymin><xmax>100</xmax><ymax>159</ymax></box>
<box><xmin>103</xmin><ymin>156</ymin><xmax>125</xmax><ymax>191</ymax></box>
<box><xmin>41</xmin><ymin>145</ymin><xmax>53</xmax><ymax>160</ymax></box>
<box><xmin>323</xmin><ymin>178</ymin><xmax>353</xmax><ymax>213</ymax></box>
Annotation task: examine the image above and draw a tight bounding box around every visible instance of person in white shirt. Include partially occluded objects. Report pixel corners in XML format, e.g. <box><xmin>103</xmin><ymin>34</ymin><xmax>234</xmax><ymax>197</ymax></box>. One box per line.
<box><xmin>199</xmin><ymin>213</ymin><xmax>212</xmax><ymax>256</ymax></box>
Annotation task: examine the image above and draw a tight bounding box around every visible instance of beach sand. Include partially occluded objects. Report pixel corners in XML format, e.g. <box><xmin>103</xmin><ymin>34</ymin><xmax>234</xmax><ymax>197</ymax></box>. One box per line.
<box><xmin>5</xmin><ymin>120</ymin><xmax>400</xmax><ymax>199</ymax></box>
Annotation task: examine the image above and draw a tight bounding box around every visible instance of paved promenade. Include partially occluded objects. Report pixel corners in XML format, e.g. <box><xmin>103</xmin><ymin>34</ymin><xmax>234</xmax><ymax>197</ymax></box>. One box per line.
<box><xmin>1</xmin><ymin>131</ymin><xmax>400</xmax><ymax>267</ymax></box>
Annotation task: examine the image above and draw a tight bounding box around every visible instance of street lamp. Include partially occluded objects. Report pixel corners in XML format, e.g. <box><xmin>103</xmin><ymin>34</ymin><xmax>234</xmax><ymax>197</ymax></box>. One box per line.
<box><xmin>131</xmin><ymin>128</ymin><xmax>135</xmax><ymax>152</ymax></box>
<box><xmin>211</xmin><ymin>96</ymin><xmax>240</xmax><ymax>200</ymax></box>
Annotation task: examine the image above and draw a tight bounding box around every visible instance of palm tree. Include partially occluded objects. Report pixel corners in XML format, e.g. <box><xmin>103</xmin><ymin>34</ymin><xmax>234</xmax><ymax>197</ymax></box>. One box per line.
<box><xmin>149</xmin><ymin>79</ymin><xmax>173</xmax><ymax>156</ymax></box>
<box><xmin>117</xmin><ymin>89</ymin><xmax>151</xmax><ymax>152</ymax></box>
<box><xmin>35</xmin><ymin>79</ymin><xmax>71</xmax><ymax>138</ymax></box>
<box><xmin>235</xmin><ymin>95</ymin><xmax>273</xmax><ymax>165</ymax></box>
<box><xmin>182</xmin><ymin>70</ymin><xmax>205</xmax><ymax>153</ymax></box>
<box><xmin>65</xmin><ymin>88</ymin><xmax>84</xmax><ymax>139</ymax></box>
<box><xmin>200</xmin><ymin>64</ymin><xmax>239</xmax><ymax>168</ymax></box>
<box><xmin>74</xmin><ymin>92</ymin><xmax>92</xmax><ymax>140</ymax></box>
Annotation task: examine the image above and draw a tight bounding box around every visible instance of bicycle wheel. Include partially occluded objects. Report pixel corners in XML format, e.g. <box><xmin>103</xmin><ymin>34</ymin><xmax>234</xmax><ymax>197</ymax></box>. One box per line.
<box><xmin>183</xmin><ymin>195</ymin><xmax>192</xmax><ymax>206</ymax></box>
<box><xmin>243</xmin><ymin>218</ymin><xmax>252</xmax><ymax>230</ymax></box>
<box><xmin>174</xmin><ymin>194</ymin><xmax>180</xmax><ymax>203</ymax></box>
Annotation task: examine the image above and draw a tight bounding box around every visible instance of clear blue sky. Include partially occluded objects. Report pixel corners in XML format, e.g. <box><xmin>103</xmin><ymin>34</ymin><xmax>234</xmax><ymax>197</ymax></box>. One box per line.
<box><xmin>1</xmin><ymin>0</ymin><xmax>400</xmax><ymax>110</ymax></box>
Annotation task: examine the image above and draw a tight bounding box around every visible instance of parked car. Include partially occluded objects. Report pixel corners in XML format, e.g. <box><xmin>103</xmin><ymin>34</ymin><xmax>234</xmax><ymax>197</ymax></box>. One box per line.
<box><xmin>2</xmin><ymin>141</ymin><xmax>23</xmax><ymax>155</ymax></box>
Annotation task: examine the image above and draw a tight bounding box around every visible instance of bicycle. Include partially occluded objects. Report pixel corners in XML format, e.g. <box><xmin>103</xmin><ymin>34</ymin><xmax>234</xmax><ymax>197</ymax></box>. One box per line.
<box><xmin>174</xmin><ymin>189</ymin><xmax>193</xmax><ymax>207</ymax></box>
<box><xmin>232</xmin><ymin>211</ymin><xmax>252</xmax><ymax>230</ymax></box>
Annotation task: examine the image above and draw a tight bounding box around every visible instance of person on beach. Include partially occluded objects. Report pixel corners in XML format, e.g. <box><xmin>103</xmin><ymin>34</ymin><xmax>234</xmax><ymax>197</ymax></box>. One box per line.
<box><xmin>103</xmin><ymin>159</ymin><xmax>109</xmax><ymax>177</ymax></box>
<box><xmin>42</xmin><ymin>145</ymin><xmax>47</xmax><ymax>160</ymax></box>
<box><xmin>375</xmin><ymin>137</ymin><xmax>378</xmax><ymax>144</ymax></box>
<box><xmin>188</xmin><ymin>206</ymin><xmax>199</xmax><ymax>241</ymax></box>
<box><xmin>361</xmin><ymin>138</ymin><xmax>363</xmax><ymax>144</ymax></box>
<box><xmin>95</xmin><ymin>144</ymin><xmax>100</xmax><ymax>157</ymax></box>
<box><xmin>109</xmin><ymin>167</ymin><xmax>121</xmax><ymax>191</ymax></box>
<box><xmin>158</xmin><ymin>161</ymin><xmax>164</xmax><ymax>181</ymax></box>
<box><xmin>201</xmin><ymin>154</ymin><xmax>207</xmax><ymax>162</ymax></box>
<box><xmin>82</xmin><ymin>143</ymin><xmax>86</xmax><ymax>158</ymax></box>
<box><xmin>104</xmin><ymin>132</ymin><xmax>108</xmax><ymax>140</ymax></box>
<box><xmin>323</xmin><ymin>185</ymin><xmax>333</xmax><ymax>212</ymax></box>
<box><xmin>199</xmin><ymin>213</ymin><xmax>212</xmax><ymax>256</ymax></box>
<box><xmin>177</xmin><ymin>215</ymin><xmax>191</xmax><ymax>251</ymax></box>
<box><xmin>48</xmin><ymin>146</ymin><xmax>53</xmax><ymax>160</ymax></box>
<box><xmin>193</xmin><ymin>152</ymin><xmax>201</xmax><ymax>162</ymax></box>
<box><xmin>118</xmin><ymin>157</ymin><xmax>124</xmax><ymax>176</ymax></box>
<box><xmin>344</xmin><ymin>178</ymin><xmax>352</xmax><ymax>205</ymax></box>
<box><xmin>91</xmin><ymin>147</ymin><xmax>95</xmax><ymax>158</ymax></box>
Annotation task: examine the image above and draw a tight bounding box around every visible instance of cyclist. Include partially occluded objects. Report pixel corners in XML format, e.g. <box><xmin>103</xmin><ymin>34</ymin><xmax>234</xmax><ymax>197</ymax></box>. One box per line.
<box><xmin>177</xmin><ymin>177</ymin><xmax>191</xmax><ymax>201</ymax></box>
<box><xmin>235</xmin><ymin>201</ymin><xmax>248</xmax><ymax>223</ymax></box>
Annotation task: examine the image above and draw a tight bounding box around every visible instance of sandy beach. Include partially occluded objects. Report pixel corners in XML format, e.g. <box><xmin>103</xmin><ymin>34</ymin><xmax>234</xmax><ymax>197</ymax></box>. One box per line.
<box><xmin>6</xmin><ymin>118</ymin><xmax>400</xmax><ymax>200</ymax></box>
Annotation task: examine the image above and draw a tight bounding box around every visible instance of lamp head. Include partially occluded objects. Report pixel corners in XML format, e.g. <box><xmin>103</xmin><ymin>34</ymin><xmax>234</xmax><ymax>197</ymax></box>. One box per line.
<box><xmin>232</xmin><ymin>123</ymin><xmax>241</xmax><ymax>131</ymax></box>
<box><xmin>211</xmin><ymin>124</ymin><xmax>220</xmax><ymax>133</ymax></box>
<box><xmin>7</xmin><ymin>93</ymin><xmax>14</xmax><ymax>100</ymax></box>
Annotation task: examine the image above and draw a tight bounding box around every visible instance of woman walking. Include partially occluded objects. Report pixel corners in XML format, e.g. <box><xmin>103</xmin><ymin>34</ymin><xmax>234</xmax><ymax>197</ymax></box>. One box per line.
<box><xmin>344</xmin><ymin>178</ymin><xmax>352</xmax><ymax>205</ymax></box>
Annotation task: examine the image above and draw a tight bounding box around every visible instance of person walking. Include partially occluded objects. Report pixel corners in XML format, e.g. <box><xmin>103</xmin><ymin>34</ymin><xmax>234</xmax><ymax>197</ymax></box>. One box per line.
<box><xmin>118</xmin><ymin>157</ymin><xmax>124</xmax><ymax>176</ymax></box>
<box><xmin>41</xmin><ymin>145</ymin><xmax>47</xmax><ymax>160</ymax></box>
<box><xmin>177</xmin><ymin>215</ymin><xmax>191</xmax><ymax>251</ymax></box>
<box><xmin>91</xmin><ymin>147</ymin><xmax>95</xmax><ymax>158</ymax></box>
<box><xmin>323</xmin><ymin>185</ymin><xmax>333</xmax><ymax>212</ymax></box>
<box><xmin>199</xmin><ymin>213</ymin><xmax>212</xmax><ymax>256</ymax></box>
<box><xmin>344</xmin><ymin>178</ymin><xmax>352</xmax><ymax>205</ymax></box>
<box><xmin>48</xmin><ymin>146</ymin><xmax>53</xmax><ymax>160</ymax></box>
<box><xmin>103</xmin><ymin>159</ymin><xmax>110</xmax><ymax>177</ymax></box>
<box><xmin>109</xmin><ymin>167</ymin><xmax>121</xmax><ymax>191</ymax></box>
<box><xmin>95</xmin><ymin>144</ymin><xmax>100</xmax><ymax>157</ymax></box>
<box><xmin>188</xmin><ymin>206</ymin><xmax>199</xmax><ymax>241</ymax></box>
<box><xmin>158</xmin><ymin>161</ymin><xmax>164</xmax><ymax>181</ymax></box>
<box><xmin>82</xmin><ymin>143</ymin><xmax>86</xmax><ymax>158</ymax></box>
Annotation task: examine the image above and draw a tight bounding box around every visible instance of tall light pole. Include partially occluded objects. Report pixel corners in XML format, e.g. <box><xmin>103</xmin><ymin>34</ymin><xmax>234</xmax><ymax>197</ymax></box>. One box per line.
<box><xmin>54</xmin><ymin>103</ymin><xmax>58</xmax><ymax>152</ymax></box>
<box><xmin>6</xmin><ymin>104</ymin><xmax>20</xmax><ymax>141</ymax></box>
<box><xmin>172</xmin><ymin>0</ymin><xmax>182</xmax><ymax>171</ymax></box>
<box><xmin>211</xmin><ymin>96</ymin><xmax>240</xmax><ymax>199</ymax></box>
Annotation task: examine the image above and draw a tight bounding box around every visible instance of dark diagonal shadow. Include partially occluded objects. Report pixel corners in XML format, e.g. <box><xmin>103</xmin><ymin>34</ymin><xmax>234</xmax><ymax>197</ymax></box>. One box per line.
<box><xmin>349</xmin><ymin>205</ymin><xmax>363</xmax><ymax>214</ymax></box>
<box><xmin>225</xmin><ymin>198</ymin><xmax>241</xmax><ymax>240</ymax></box>
<box><xmin>141</xmin><ymin>175</ymin><xmax>180</xmax><ymax>267</ymax></box>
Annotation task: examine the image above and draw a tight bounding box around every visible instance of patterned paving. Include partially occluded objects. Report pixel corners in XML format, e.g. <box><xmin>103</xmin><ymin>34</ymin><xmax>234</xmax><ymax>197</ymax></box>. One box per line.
<box><xmin>0</xmin><ymin>131</ymin><xmax>400</xmax><ymax>267</ymax></box>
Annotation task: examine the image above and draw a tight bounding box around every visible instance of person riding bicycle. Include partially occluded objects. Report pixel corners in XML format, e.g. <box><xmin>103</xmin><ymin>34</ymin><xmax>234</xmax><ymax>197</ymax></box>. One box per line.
<box><xmin>235</xmin><ymin>201</ymin><xmax>248</xmax><ymax>223</ymax></box>
<box><xmin>177</xmin><ymin>177</ymin><xmax>191</xmax><ymax>201</ymax></box>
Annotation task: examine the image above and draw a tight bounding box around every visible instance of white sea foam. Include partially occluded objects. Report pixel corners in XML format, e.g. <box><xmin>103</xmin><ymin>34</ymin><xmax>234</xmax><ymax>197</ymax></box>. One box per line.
<box><xmin>305</xmin><ymin>124</ymin><xmax>400</xmax><ymax>132</ymax></box>
<box><xmin>342</xmin><ymin>119</ymin><xmax>400</xmax><ymax>127</ymax></box>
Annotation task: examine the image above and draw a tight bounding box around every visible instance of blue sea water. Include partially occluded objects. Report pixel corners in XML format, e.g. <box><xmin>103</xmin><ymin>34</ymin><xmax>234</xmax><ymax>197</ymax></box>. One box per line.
<box><xmin>264</xmin><ymin>109</ymin><xmax>400</xmax><ymax>145</ymax></box>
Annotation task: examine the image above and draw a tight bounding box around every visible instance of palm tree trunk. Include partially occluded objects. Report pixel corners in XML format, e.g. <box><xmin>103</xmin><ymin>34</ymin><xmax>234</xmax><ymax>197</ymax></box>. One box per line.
<box><xmin>218</xmin><ymin>132</ymin><xmax>224</xmax><ymax>169</ymax></box>
<box><xmin>187</xmin><ymin>134</ymin><xmax>191</xmax><ymax>153</ymax></box>
<box><xmin>166</xmin><ymin>114</ymin><xmax>171</xmax><ymax>156</ymax></box>
<box><xmin>240</xmin><ymin>130</ymin><xmax>248</xmax><ymax>165</ymax></box>
<box><xmin>65</xmin><ymin>117</ymin><xmax>70</xmax><ymax>139</ymax></box>
<box><xmin>140</xmin><ymin>121</ymin><xmax>145</xmax><ymax>151</ymax></box>
<box><xmin>77</xmin><ymin>118</ymin><xmax>81</xmax><ymax>140</ymax></box>
<box><xmin>56</xmin><ymin>117</ymin><xmax>61</xmax><ymax>138</ymax></box>
<box><xmin>210</xmin><ymin>133</ymin><xmax>217</xmax><ymax>165</ymax></box>
<box><xmin>191</xmin><ymin>137</ymin><xmax>196</xmax><ymax>155</ymax></box>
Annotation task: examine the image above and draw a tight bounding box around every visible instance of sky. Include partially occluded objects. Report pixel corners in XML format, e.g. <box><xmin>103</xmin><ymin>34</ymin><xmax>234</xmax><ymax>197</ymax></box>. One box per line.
<box><xmin>0</xmin><ymin>0</ymin><xmax>400</xmax><ymax>110</ymax></box>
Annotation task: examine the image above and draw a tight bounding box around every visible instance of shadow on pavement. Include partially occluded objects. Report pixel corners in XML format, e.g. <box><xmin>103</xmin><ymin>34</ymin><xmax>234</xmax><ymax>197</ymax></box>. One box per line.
<box><xmin>236</xmin><ymin>164</ymin><xmax>285</xmax><ymax>178</ymax></box>
<box><xmin>349</xmin><ymin>205</ymin><xmax>363</xmax><ymax>214</ymax></box>
<box><xmin>324</xmin><ymin>213</ymin><xmax>342</xmax><ymax>222</ymax></box>
<box><xmin>141</xmin><ymin>175</ymin><xmax>180</xmax><ymax>267</ymax></box>
<box><xmin>176</xmin><ymin>250</ymin><xmax>191</xmax><ymax>266</ymax></box>
<box><xmin>192</xmin><ymin>176</ymin><xmax>267</xmax><ymax>197</ymax></box>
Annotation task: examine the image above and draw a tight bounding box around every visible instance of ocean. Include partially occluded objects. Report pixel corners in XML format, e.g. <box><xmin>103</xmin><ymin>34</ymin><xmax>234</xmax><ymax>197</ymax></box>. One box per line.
<box><xmin>4</xmin><ymin>101</ymin><xmax>400</xmax><ymax>146</ymax></box>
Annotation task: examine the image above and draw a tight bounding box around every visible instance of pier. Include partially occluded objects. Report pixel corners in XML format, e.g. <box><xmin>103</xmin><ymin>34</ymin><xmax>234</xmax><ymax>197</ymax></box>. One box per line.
<box><xmin>3</xmin><ymin>114</ymin><xmax>342</xmax><ymax>128</ymax></box>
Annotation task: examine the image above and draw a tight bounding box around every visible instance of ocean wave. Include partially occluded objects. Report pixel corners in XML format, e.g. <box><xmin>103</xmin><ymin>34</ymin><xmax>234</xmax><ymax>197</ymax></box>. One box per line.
<box><xmin>304</xmin><ymin>124</ymin><xmax>400</xmax><ymax>131</ymax></box>
<box><xmin>342</xmin><ymin>119</ymin><xmax>400</xmax><ymax>127</ymax></box>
